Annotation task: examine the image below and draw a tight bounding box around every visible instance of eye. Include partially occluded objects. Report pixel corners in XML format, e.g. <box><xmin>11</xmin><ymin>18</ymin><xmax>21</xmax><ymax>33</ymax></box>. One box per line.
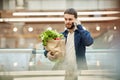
<box><xmin>64</xmin><ymin>18</ymin><xmax>67</xmax><ymax>21</ymax></box>
<box><xmin>69</xmin><ymin>18</ymin><xmax>72</xmax><ymax>21</ymax></box>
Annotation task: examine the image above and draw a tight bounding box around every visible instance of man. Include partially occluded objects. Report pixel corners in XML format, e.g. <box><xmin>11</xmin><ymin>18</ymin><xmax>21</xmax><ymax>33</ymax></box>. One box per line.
<box><xmin>62</xmin><ymin>8</ymin><xmax>93</xmax><ymax>70</ymax></box>
<box><xmin>45</xmin><ymin>8</ymin><xmax>93</xmax><ymax>80</ymax></box>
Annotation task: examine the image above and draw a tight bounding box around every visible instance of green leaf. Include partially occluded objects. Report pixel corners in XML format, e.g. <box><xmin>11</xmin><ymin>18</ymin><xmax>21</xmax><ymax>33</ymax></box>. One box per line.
<box><xmin>39</xmin><ymin>30</ymin><xmax>64</xmax><ymax>46</ymax></box>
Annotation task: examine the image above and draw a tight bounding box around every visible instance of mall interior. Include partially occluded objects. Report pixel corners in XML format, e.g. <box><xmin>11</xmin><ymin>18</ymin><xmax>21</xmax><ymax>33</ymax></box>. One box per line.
<box><xmin>0</xmin><ymin>0</ymin><xmax>120</xmax><ymax>80</ymax></box>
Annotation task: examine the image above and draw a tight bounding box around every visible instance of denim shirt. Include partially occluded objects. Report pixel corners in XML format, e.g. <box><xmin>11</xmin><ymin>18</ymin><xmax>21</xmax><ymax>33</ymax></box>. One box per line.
<box><xmin>62</xmin><ymin>25</ymin><xmax>94</xmax><ymax>70</ymax></box>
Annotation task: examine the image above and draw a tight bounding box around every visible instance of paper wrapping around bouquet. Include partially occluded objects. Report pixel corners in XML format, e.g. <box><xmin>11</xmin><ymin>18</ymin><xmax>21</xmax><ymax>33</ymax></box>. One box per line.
<box><xmin>45</xmin><ymin>39</ymin><xmax>65</xmax><ymax>62</ymax></box>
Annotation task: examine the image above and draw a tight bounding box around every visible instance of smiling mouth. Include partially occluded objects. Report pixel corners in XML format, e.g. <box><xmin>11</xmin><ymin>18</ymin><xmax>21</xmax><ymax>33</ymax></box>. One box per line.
<box><xmin>66</xmin><ymin>24</ymin><xmax>71</xmax><ymax>26</ymax></box>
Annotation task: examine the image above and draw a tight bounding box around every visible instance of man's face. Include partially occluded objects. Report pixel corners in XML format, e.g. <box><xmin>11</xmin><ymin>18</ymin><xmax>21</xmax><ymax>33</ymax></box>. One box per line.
<box><xmin>64</xmin><ymin>14</ymin><xmax>76</xmax><ymax>29</ymax></box>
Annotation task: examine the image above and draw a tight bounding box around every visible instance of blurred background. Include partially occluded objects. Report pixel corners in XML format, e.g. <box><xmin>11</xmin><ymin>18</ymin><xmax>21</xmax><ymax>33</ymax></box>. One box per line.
<box><xmin>0</xmin><ymin>0</ymin><xmax>120</xmax><ymax>80</ymax></box>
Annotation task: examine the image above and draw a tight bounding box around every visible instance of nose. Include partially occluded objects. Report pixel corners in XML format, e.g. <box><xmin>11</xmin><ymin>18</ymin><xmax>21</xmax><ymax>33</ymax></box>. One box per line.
<box><xmin>66</xmin><ymin>20</ymin><xmax>70</xmax><ymax>23</ymax></box>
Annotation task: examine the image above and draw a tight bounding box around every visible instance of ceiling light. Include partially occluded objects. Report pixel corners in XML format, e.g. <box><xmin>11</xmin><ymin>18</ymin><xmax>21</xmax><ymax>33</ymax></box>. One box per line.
<box><xmin>114</xmin><ymin>26</ymin><xmax>117</xmax><ymax>30</ymax></box>
<box><xmin>13</xmin><ymin>27</ymin><xmax>18</xmax><ymax>32</ymax></box>
<box><xmin>28</xmin><ymin>27</ymin><xmax>33</xmax><ymax>32</ymax></box>
<box><xmin>12</xmin><ymin>11</ymin><xmax>120</xmax><ymax>16</ymax></box>
<box><xmin>1</xmin><ymin>17</ymin><xmax>119</xmax><ymax>22</ymax></box>
<box><xmin>96</xmin><ymin>25</ymin><xmax>100</xmax><ymax>31</ymax></box>
<box><xmin>47</xmin><ymin>27</ymin><xmax>52</xmax><ymax>30</ymax></box>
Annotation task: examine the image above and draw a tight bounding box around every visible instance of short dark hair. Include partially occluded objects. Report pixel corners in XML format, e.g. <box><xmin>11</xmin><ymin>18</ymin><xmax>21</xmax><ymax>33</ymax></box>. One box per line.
<box><xmin>64</xmin><ymin>8</ymin><xmax>77</xmax><ymax>18</ymax></box>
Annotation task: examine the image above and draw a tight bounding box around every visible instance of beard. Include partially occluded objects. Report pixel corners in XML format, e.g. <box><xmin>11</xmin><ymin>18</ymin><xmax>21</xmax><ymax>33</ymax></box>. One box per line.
<box><xmin>66</xmin><ymin>23</ymin><xmax>75</xmax><ymax>29</ymax></box>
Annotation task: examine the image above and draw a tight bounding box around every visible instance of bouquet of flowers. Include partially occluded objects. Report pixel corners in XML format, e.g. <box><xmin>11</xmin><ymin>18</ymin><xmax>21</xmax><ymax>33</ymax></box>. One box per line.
<box><xmin>39</xmin><ymin>30</ymin><xmax>65</xmax><ymax>62</ymax></box>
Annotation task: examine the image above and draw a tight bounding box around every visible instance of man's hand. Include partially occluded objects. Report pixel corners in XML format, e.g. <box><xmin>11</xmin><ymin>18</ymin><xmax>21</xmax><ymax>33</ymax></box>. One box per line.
<box><xmin>47</xmin><ymin>51</ymin><xmax>56</xmax><ymax>61</ymax></box>
<box><xmin>75</xmin><ymin>19</ymin><xmax>81</xmax><ymax>25</ymax></box>
<box><xmin>75</xmin><ymin>19</ymin><xmax>86</xmax><ymax>30</ymax></box>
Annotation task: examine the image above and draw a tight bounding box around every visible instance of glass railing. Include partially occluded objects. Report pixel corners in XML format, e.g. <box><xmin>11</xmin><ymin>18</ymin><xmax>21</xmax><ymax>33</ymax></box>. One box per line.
<box><xmin>0</xmin><ymin>49</ymin><xmax>119</xmax><ymax>80</ymax></box>
<box><xmin>0</xmin><ymin>49</ymin><xmax>119</xmax><ymax>71</ymax></box>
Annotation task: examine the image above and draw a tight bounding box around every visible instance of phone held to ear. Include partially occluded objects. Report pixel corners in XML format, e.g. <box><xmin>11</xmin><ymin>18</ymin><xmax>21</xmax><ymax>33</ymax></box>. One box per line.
<box><xmin>75</xmin><ymin>19</ymin><xmax>81</xmax><ymax>25</ymax></box>
<box><xmin>71</xmin><ymin>22</ymin><xmax>75</xmax><ymax>29</ymax></box>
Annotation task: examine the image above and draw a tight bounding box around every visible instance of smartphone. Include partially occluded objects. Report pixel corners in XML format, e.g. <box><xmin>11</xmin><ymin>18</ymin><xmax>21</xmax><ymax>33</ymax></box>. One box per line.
<box><xmin>71</xmin><ymin>22</ymin><xmax>75</xmax><ymax>29</ymax></box>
